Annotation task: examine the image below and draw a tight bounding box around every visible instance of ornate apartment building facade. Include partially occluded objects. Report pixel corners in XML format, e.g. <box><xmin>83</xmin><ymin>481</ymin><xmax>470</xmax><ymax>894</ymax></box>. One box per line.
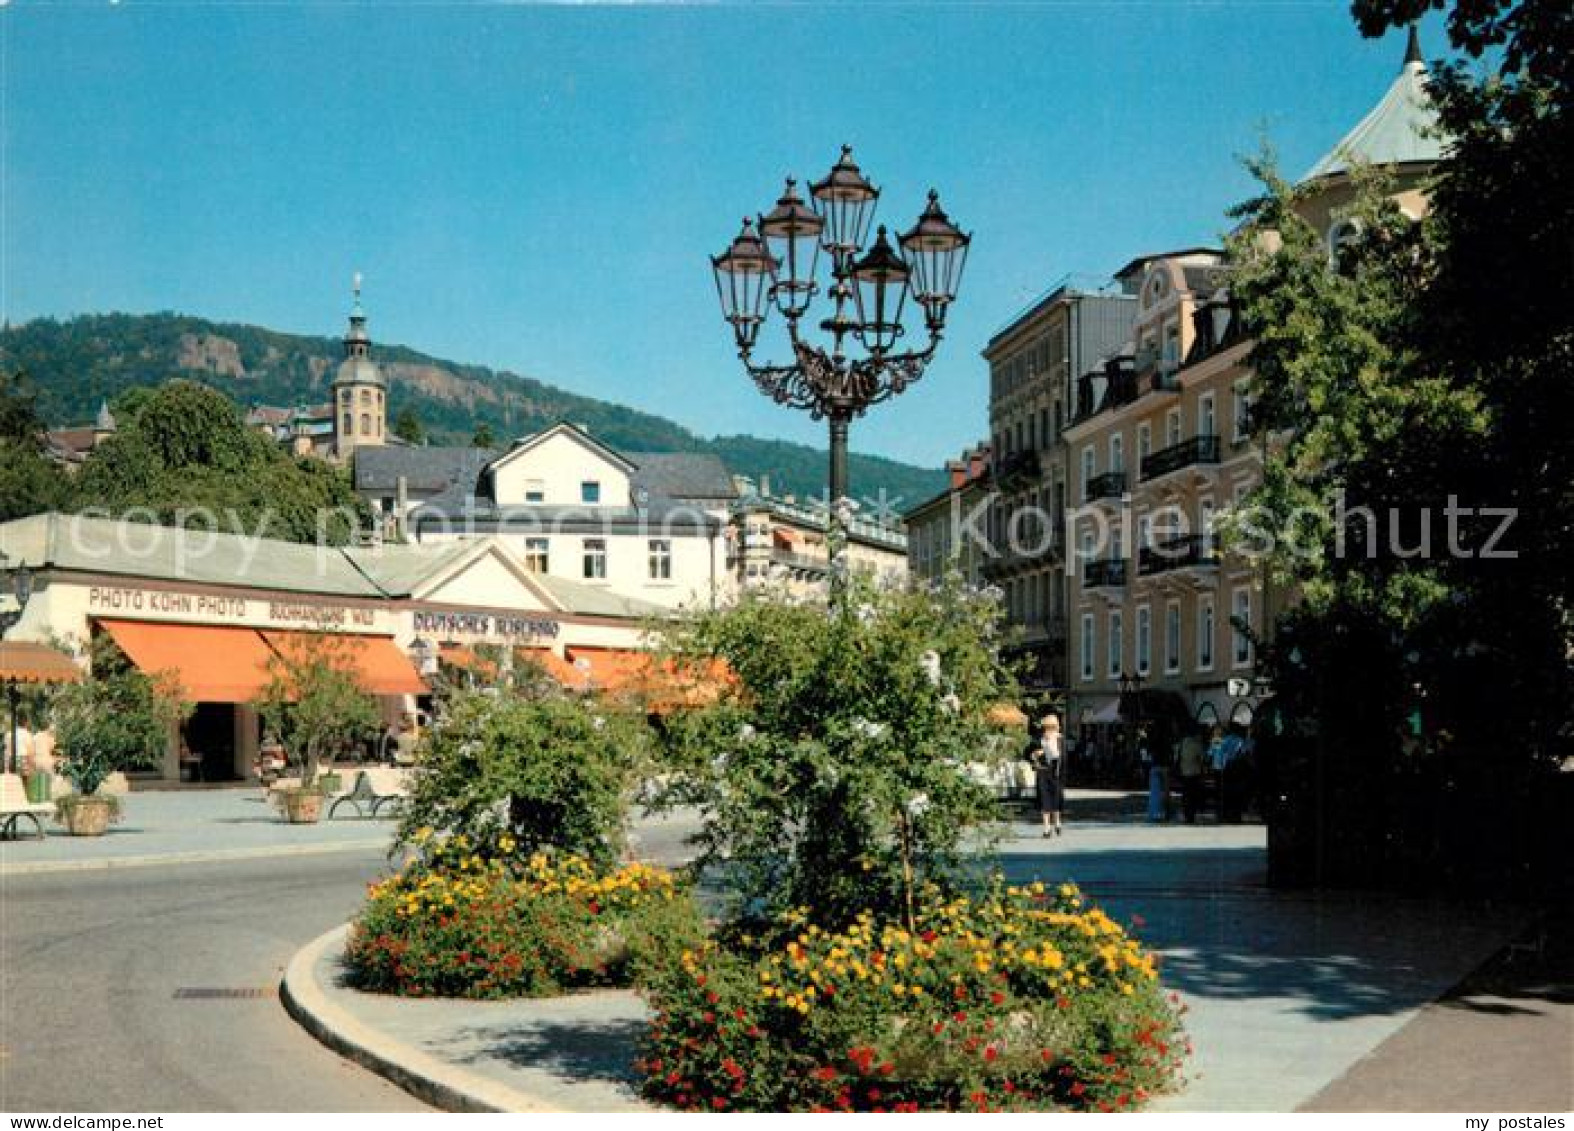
<box><xmin>982</xmin><ymin>284</ymin><xmax>1135</xmax><ymax>693</ymax></box>
<box><xmin>1064</xmin><ymin>29</ymin><xmax>1445</xmax><ymax>730</ymax></box>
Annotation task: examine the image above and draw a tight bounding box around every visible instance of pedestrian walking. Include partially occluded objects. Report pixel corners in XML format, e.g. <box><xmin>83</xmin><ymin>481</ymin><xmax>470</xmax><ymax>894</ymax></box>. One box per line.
<box><xmin>1177</xmin><ymin>726</ymin><xmax>1206</xmax><ymax>824</ymax></box>
<box><xmin>1142</xmin><ymin>727</ymin><xmax>1170</xmax><ymax>822</ymax></box>
<box><xmin>1033</xmin><ymin>714</ymin><xmax>1065</xmax><ymax>837</ymax></box>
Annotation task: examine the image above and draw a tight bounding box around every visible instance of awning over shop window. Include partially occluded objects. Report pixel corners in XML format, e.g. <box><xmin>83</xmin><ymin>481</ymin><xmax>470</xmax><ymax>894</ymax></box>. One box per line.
<box><xmin>0</xmin><ymin>641</ymin><xmax>83</xmax><ymax>685</ymax></box>
<box><xmin>438</xmin><ymin>645</ymin><xmax>500</xmax><ymax>679</ymax></box>
<box><xmin>517</xmin><ymin>645</ymin><xmax>734</xmax><ymax>711</ymax></box>
<box><xmin>1080</xmin><ymin>696</ymin><xmax>1122</xmax><ymax>726</ymax></box>
<box><xmin>99</xmin><ymin>620</ymin><xmax>427</xmax><ymax>702</ymax></box>
<box><xmin>99</xmin><ymin>620</ymin><xmax>276</xmax><ymax>704</ymax></box>
<box><xmin>260</xmin><ymin>631</ymin><xmax>427</xmax><ymax>697</ymax></box>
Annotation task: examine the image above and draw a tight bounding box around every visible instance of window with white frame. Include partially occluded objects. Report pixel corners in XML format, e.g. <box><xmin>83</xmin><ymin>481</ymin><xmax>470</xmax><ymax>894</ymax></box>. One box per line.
<box><xmin>523</xmin><ymin>537</ymin><xmax>549</xmax><ymax>573</ymax></box>
<box><xmin>582</xmin><ymin>537</ymin><xmax>607</xmax><ymax>580</ymax></box>
<box><xmin>1110</xmin><ymin>433</ymin><xmax>1124</xmax><ymax>475</ymax></box>
<box><xmin>1232</xmin><ymin>380</ymin><xmax>1250</xmax><ymax>441</ymax></box>
<box><xmin>1200</xmin><ymin>393</ymin><xmax>1217</xmax><ymax>438</ymax></box>
<box><xmin>1200</xmin><ymin>497</ymin><xmax>1216</xmax><ymax>538</ymax></box>
<box><xmin>1198</xmin><ymin>596</ymin><xmax>1215</xmax><ymax>671</ymax></box>
<box><xmin>1233</xmin><ymin>587</ymin><xmax>1253</xmax><ymax>667</ymax></box>
<box><xmin>1136</xmin><ymin>605</ymin><xmax>1152</xmax><ymax>676</ymax></box>
<box><xmin>648</xmin><ymin>538</ymin><xmax>672</xmax><ymax>580</ymax></box>
<box><xmin>1108</xmin><ymin>610</ymin><xmax>1124</xmax><ymax>677</ymax></box>
<box><xmin>1166</xmin><ymin>408</ymin><xmax>1182</xmax><ymax>448</ymax></box>
<box><xmin>524</xmin><ymin>479</ymin><xmax>546</xmax><ymax>504</ymax></box>
<box><xmin>1080</xmin><ymin>614</ymin><xmax>1095</xmax><ymax>681</ymax></box>
<box><xmin>1137</xmin><ymin>422</ymin><xmax>1152</xmax><ymax>466</ymax></box>
<box><xmin>581</xmin><ymin>480</ymin><xmax>602</xmax><ymax>504</ymax></box>
<box><xmin>1165</xmin><ymin>601</ymin><xmax>1181</xmax><ymax>673</ymax></box>
<box><xmin>1081</xmin><ymin>446</ymin><xmax>1095</xmax><ymax>498</ymax></box>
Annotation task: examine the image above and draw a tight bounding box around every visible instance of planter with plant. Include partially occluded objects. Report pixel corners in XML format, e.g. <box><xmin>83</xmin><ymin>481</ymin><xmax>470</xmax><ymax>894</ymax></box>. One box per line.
<box><xmin>50</xmin><ymin>636</ymin><xmax>189</xmax><ymax>837</ymax></box>
<box><xmin>256</xmin><ymin>632</ymin><xmax>381</xmax><ymax>826</ymax></box>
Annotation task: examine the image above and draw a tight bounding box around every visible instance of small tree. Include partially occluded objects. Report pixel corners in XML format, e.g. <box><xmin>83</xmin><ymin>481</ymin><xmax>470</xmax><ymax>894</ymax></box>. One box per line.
<box><xmin>392</xmin><ymin>406</ymin><xmax>425</xmax><ymax>445</ymax></box>
<box><xmin>472</xmin><ymin>421</ymin><xmax>497</xmax><ymax>448</ymax></box>
<box><xmin>652</xmin><ymin>574</ymin><xmax>1017</xmax><ymax>930</ymax></box>
<box><xmin>53</xmin><ymin>636</ymin><xmax>190</xmax><ymax>796</ymax></box>
<box><xmin>256</xmin><ymin>632</ymin><xmax>382</xmax><ymax>790</ymax></box>
<box><xmin>395</xmin><ymin>687</ymin><xmax>646</xmax><ymax>868</ymax></box>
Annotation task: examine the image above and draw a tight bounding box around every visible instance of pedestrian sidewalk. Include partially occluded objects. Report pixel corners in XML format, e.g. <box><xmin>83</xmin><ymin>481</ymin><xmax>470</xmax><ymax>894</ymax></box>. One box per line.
<box><xmin>0</xmin><ymin>787</ymin><xmax>394</xmax><ymax>874</ymax></box>
<box><xmin>285</xmin><ymin>816</ymin><xmax>1530</xmax><ymax>1113</ymax></box>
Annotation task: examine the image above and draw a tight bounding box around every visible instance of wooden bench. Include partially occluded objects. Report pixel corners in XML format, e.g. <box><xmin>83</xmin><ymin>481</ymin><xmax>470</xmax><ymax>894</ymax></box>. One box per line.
<box><xmin>329</xmin><ymin>767</ymin><xmax>410</xmax><ymax>820</ymax></box>
<box><xmin>0</xmin><ymin>773</ymin><xmax>55</xmax><ymax>840</ymax></box>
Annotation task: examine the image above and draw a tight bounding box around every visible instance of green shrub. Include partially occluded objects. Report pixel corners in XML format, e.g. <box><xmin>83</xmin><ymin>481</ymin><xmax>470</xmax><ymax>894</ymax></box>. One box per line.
<box><xmin>394</xmin><ymin>689</ymin><xmax>647</xmax><ymax>869</ymax></box>
<box><xmin>637</xmin><ymin>881</ymin><xmax>1187</xmax><ymax>1112</ymax></box>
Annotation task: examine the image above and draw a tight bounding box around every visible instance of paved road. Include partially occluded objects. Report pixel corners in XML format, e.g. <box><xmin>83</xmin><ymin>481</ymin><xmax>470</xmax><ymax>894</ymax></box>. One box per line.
<box><xmin>0</xmin><ymin>850</ymin><xmax>428</xmax><ymax>1112</ymax></box>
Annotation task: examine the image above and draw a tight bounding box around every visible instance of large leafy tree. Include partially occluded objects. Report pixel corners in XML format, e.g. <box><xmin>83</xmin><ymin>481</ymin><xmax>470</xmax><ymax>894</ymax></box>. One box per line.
<box><xmin>75</xmin><ymin>380</ymin><xmax>369</xmax><ymax>544</ymax></box>
<box><xmin>0</xmin><ymin>372</ymin><xmax>72</xmax><ymax>522</ymax></box>
<box><xmin>1226</xmin><ymin>0</ymin><xmax>1572</xmax><ymax>892</ymax></box>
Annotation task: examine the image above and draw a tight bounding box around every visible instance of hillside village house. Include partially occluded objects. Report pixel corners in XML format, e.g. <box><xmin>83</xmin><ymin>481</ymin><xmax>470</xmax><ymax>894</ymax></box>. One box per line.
<box><xmin>0</xmin><ymin>512</ymin><xmax>663</xmax><ymax>784</ymax></box>
<box><xmin>1064</xmin><ymin>29</ymin><xmax>1446</xmax><ymax>732</ymax></box>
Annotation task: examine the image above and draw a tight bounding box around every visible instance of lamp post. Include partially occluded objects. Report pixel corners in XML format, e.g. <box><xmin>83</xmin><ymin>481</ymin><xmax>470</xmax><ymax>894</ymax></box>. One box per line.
<box><xmin>711</xmin><ymin>147</ymin><xmax>970</xmax><ymax>589</ymax></box>
<box><xmin>0</xmin><ymin>551</ymin><xmax>37</xmax><ymax>775</ymax></box>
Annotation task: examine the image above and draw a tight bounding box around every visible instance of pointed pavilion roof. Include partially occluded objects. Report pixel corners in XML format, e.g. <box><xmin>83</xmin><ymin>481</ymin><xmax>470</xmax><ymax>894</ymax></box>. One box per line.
<box><xmin>1301</xmin><ymin>26</ymin><xmax>1446</xmax><ymax>183</ymax></box>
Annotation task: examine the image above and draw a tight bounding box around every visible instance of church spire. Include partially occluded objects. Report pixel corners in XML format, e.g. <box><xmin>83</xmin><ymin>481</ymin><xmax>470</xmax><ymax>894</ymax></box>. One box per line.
<box><xmin>1403</xmin><ymin>24</ymin><xmax>1424</xmax><ymax>71</ymax></box>
<box><xmin>344</xmin><ymin>271</ymin><xmax>370</xmax><ymax>360</ymax></box>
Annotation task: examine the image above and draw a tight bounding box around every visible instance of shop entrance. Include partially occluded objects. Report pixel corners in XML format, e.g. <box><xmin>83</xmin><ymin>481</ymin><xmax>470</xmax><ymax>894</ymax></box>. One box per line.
<box><xmin>183</xmin><ymin>703</ymin><xmax>239</xmax><ymax>782</ymax></box>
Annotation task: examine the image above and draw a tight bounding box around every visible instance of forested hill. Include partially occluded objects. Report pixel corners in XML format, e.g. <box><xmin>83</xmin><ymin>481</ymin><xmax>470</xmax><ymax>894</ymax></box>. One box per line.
<box><xmin>1</xmin><ymin>312</ymin><xmax>947</xmax><ymax>504</ymax></box>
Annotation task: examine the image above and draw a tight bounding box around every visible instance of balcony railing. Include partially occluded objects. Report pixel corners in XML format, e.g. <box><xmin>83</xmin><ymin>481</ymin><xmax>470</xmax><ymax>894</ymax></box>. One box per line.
<box><xmin>992</xmin><ymin>447</ymin><xmax>1043</xmax><ymax>490</ymax></box>
<box><xmin>1137</xmin><ymin>534</ymin><xmax>1220</xmax><ymax>576</ymax></box>
<box><xmin>1084</xmin><ymin>470</ymin><xmax>1127</xmax><ymax>503</ymax></box>
<box><xmin>1140</xmin><ymin>434</ymin><xmax>1221</xmax><ymax>482</ymax></box>
<box><xmin>1083</xmin><ymin>559</ymin><xmax>1128</xmax><ymax>589</ymax></box>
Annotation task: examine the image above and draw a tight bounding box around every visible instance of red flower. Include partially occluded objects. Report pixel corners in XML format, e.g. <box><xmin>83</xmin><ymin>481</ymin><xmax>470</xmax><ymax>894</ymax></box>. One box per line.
<box><xmin>722</xmin><ymin>1058</ymin><xmax>744</xmax><ymax>1080</ymax></box>
<box><xmin>813</xmin><ymin>1065</ymin><xmax>838</xmax><ymax>1082</ymax></box>
<box><xmin>1102</xmin><ymin>1053</ymin><xmax>1117</xmax><ymax>1066</ymax></box>
<box><xmin>706</xmin><ymin>990</ymin><xmax>720</xmax><ymax>1005</ymax></box>
<box><xmin>983</xmin><ymin>1046</ymin><xmax>999</xmax><ymax>1062</ymax></box>
<box><xmin>989</xmin><ymin>991</ymin><xmax>1005</xmax><ymax>1006</ymax></box>
<box><xmin>712</xmin><ymin>1097</ymin><xmax>728</xmax><ymax>1110</ymax></box>
<box><xmin>1070</xmin><ymin>1082</ymin><xmax>1086</xmax><ymax>1098</ymax></box>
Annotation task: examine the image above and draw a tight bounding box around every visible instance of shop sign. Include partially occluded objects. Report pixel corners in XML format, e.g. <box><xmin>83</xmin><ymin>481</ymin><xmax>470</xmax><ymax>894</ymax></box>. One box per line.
<box><xmin>86</xmin><ymin>586</ymin><xmax>380</xmax><ymax>630</ymax></box>
<box><xmin>411</xmin><ymin>608</ymin><xmax>561</xmax><ymax>643</ymax></box>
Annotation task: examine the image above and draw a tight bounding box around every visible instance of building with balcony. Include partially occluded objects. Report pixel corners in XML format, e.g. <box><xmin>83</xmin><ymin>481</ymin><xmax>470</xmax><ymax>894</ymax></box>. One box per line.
<box><xmin>984</xmin><ymin>280</ymin><xmax>1135</xmax><ymax>693</ymax></box>
<box><xmin>1064</xmin><ymin>29</ymin><xmax>1446</xmax><ymax>735</ymax></box>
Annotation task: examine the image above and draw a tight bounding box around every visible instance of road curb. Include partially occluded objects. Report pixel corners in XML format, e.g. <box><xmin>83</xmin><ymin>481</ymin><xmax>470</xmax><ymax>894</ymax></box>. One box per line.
<box><xmin>280</xmin><ymin>923</ymin><xmax>563</xmax><ymax>1114</ymax></box>
<box><xmin>0</xmin><ymin>838</ymin><xmax>391</xmax><ymax>877</ymax></box>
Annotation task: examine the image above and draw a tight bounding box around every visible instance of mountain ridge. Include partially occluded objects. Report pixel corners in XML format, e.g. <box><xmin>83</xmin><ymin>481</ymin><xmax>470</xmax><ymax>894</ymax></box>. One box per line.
<box><xmin>0</xmin><ymin>312</ymin><xmax>947</xmax><ymax>506</ymax></box>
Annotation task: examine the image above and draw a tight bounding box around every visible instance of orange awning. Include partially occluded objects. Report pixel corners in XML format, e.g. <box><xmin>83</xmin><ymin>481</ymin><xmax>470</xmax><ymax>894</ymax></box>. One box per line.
<box><xmin>99</xmin><ymin>620</ymin><xmax>275</xmax><ymax>703</ymax></box>
<box><xmin>0</xmin><ymin>641</ymin><xmax>82</xmax><ymax>685</ymax></box>
<box><xmin>516</xmin><ymin>647</ymin><xmax>584</xmax><ymax>687</ymax></box>
<box><xmin>439</xmin><ymin>645</ymin><xmax>499</xmax><ymax>679</ymax></box>
<box><xmin>261</xmin><ymin>631</ymin><xmax>427</xmax><ymax>697</ymax></box>
<box><xmin>565</xmin><ymin>647</ymin><xmax>736</xmax><ymax>711</ymax></box>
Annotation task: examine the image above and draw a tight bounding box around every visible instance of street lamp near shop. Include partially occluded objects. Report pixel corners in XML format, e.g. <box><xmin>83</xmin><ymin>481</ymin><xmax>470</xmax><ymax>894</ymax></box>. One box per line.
<box><xmin>1</xmin><ymin>552</ymin><xmax>37</xmax><ymax>775</ymax></box>
<box><xmin>710</xmin><ymin>147</ymin><xmax>971</xmax><ymax>587</ymax></box>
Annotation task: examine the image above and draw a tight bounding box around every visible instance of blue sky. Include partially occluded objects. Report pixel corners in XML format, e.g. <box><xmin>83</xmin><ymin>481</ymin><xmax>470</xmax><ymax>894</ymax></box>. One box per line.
<box><xmin>1</xmin><ymin>1</ymin><xmax>1439</xmax><ymax>466</ymax></box>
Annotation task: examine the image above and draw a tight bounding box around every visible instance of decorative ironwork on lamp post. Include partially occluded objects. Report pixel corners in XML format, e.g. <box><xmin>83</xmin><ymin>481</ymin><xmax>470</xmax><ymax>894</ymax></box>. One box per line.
<box><xmin>710</xmin><ymin>146</ymin><xmax>971</xmax><ymax>587</ymax></box>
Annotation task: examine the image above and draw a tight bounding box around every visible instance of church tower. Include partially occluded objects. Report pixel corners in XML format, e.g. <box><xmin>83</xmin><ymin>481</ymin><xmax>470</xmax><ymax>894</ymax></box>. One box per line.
<box><xmin>332</xmin><ymin>273</ymin><xmax>387</xmax><ymax>460</ymax></box>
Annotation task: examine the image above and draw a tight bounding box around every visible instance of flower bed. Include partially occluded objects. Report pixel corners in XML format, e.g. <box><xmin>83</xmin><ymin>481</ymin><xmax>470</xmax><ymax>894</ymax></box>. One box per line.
<box><xmin>345</xmin><ymin>835</ymin><xmax>701</xmax><ymax>999</ymax></box>
<box><xmin>636</xmin><ymin>881</ymin><xmax>1187</xmax><ymax>1112</ymax></box>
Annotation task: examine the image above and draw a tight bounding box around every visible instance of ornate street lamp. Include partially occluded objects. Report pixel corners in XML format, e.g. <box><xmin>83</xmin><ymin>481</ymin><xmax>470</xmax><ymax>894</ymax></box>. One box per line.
<box><xmin>711</xmin><ymin>146</ymin><xmax>970</xmax><ymax>584</ymax></box>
